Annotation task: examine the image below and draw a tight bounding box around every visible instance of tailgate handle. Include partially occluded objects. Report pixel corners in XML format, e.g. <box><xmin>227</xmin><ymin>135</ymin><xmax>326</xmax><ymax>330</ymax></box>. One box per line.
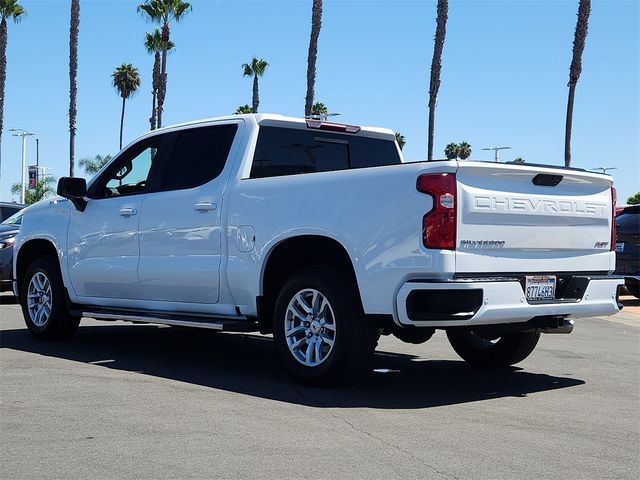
<box><xmin>532</xmin><ymin>174</ymin><xmax>563</xmax><ymax>186</ymax></box>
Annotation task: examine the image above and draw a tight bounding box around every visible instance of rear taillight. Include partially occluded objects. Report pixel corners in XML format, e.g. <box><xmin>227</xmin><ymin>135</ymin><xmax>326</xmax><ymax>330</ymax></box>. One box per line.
<box><xmin>417</xmin><ymin>173</ymin><xmax>456</xmax><ymax>249</ymax></box>
<box><xmin>611</xmin><ymin>187</ymin><xmax>617</xmax><ymax>251</ymax></box>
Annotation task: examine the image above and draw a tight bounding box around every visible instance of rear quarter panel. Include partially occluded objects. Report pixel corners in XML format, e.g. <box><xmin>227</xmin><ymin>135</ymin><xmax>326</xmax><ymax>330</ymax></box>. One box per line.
<box><xmin>225</xmin><ymin>161</ymin><xmax>457</xmax><ymax>315</ymax></box>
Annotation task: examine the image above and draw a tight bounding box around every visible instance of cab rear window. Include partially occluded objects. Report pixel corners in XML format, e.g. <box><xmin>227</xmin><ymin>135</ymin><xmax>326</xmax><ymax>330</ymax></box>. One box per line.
<box><xmin>250</xmin><ymin>126</ymin><xmax>400</xmax><ymax>179</ymax></box>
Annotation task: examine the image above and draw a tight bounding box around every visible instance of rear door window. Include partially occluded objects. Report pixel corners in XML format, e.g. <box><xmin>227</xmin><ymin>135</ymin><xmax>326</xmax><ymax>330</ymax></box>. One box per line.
<box><xmin>250</xmin><ymin>126</ymin><xmax>400</xmax><ymax>179</ymax></box>
<box><xmin>162</xmin><ymin>124</ymin><xmax>238</xmax><ymax>191</ymax></box>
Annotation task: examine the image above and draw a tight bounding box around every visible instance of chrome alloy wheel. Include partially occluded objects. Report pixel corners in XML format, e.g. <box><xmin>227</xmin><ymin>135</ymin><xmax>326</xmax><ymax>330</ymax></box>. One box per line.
<box><xmin>284</xmin><ymin>289</ymin><xmax>336</xmax><ymax>366</ymax></box>
<box><xmin>27</xmin><ymin>272</ymin><xmax>53</xmax><ymax>327</ymax></box>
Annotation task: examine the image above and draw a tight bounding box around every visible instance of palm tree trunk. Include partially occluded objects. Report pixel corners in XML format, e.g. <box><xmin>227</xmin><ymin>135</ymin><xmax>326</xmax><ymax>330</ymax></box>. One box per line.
<box><xmin>564</xmin><ymin>0</ymin><xmax>591</xmax><ymax>167</ymax></box>
<box><xmin>252</xmin><ymin>75</ymin><xmax>259</xmax><ymax>113</ymax></box>
<box><xmin>119</xmin><ymin>96</ymin><xmax>126</xmax><ymax>150</ymax></box>
<box><xmin>150</xmin><ymin>51</ymin><xmax>160</xmax><ymax>130</ymax></box>
<box><xmin>564</xmin><ymin>85</ymin><xmax>576</xmax><ymax>167</ymax></box>
<box><xmin>157</xmin><ymin>23</ymin><xmax>170</xmax><ymax>128</ymax></box>
<box><xmin>0</xmin><ymin>18</ymin><xmax>8</xmax><ymax>184</ymax></box>
<box><xmin>427</xmin><ymin>0</ymin><xmax>448</xmax><ymax>161</ymax></box>
<box><xmin>305</xmin><ymin>0</ymin><xmax>323</xmax><ymax>117</ymax></box>
<box><xmin>69</xmin><ymin>0</ymin><xmax>80</xmax><ymax>177</ymax></box>
<box><xmin>150</xmin><ymin>90</ymin><xmax>157</xmax><ymax>130</ymax></box>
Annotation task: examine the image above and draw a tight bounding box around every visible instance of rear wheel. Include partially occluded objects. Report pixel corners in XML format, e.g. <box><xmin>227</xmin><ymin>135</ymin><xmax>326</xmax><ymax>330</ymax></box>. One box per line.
<box><xmin>20</xmin><ymin>256</ymin><xmax>80</xmax><ymax>339</ymax></box>
<box><xmin>625</xmin><ymin>279</ymin><xmax>640</xmax><ymax>299</ymax></box>
<box><xmin>446</xmin><ymin>329</ymin><xmax>540</xmax><ymax>367</ymax></box>
<box><xmin>273</xmin><ymin>267</ymin><xmax>378</xmax><ymax>387</ymax></box>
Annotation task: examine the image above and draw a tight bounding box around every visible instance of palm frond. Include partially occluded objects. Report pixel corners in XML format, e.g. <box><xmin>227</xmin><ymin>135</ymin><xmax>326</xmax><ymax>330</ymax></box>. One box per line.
<box><xmin>251</xmin><ymin>57</ymin><xmax>269</xmax><ymax>76</ymax></box>
<box><xmin>79</xmin><ymin>154</ymin><xmax>112</xmax><ymax>175</ymax></box>
<box><xmin>235</xmin><ymin>104</ymin><xmax>252</xmax><ymax>115</ymax></box>
<box><xmin>112</xmin><ymin>63</ymin><xmax>141</xmax><ymax>99</ymax></box>
<box><xmin>171</xmin><ymin>0</ymin><xmax>192</xmax><ymax>22</ymax></box>
<box><xmin>0</xmin><ymin>0</ymin><xmax>27</xmax><ymax>22</ymax></box>
<box><xmin>145</xmin><ymin>28</ymin><xmax>174</xmax><ymax>54</ymax></box>
<box><xmin>137</xmin><ymin>1</ymin><xmax>163</xmax><ymax>22</ymax></box>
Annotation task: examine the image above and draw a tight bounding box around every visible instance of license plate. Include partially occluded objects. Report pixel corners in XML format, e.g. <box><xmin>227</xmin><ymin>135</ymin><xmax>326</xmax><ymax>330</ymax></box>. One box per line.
<box><xmin>525</xmin><ymin>275</ymin><xmax>556</xmax><ymax>301</ymax></box>
<box><xmin>615</xmin><ymin>242</ymin><xmax>625</xmax><ymax>253</ymax></box>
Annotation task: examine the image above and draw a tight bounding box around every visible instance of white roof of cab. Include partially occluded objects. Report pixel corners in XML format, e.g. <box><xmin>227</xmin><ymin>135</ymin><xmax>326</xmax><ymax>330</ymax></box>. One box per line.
<box><xmin>145</xmin><ymin>113</ymin><xmax>395</xmax><ymax>140</ymax></box>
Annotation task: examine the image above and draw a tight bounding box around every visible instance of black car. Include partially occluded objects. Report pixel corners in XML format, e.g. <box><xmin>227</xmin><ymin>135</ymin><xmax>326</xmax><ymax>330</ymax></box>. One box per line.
<box><xmin>0</xmin><ymin>209</ymin><xmax>24</xmax><ymax>292</ymax></box>
<box><xmin>615</xmin><ymin>205</ymin><xmax>640</xmax><ymax>298</ymax></box>
<box><xmin>0</xmin><ymin>202</ymin><xmax>25</xmax><ymax>222</ymax></box>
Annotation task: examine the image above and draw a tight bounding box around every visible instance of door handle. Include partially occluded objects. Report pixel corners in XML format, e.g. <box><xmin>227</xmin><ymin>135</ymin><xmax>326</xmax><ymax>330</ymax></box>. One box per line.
<box><xmin>119</xmin><ymin>207</ymin><xmax>137</xmax><ymax>217</ymax></box>
<box><xmin>195</xmin><ymin>202</ymin><xmax>217</xmax><ymax>212</ymax></box>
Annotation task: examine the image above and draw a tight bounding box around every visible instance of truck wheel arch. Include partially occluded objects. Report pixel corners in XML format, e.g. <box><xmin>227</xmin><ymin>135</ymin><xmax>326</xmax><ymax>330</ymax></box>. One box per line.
<box><xmin>15</xmin><ymin>239</ymin><xmax>59</xmax><ymax>298</ymax></box>
<box><xmin>258</xmin><ymin>235</ymin><xmax>362</xmax><ymax>334</ymax></box>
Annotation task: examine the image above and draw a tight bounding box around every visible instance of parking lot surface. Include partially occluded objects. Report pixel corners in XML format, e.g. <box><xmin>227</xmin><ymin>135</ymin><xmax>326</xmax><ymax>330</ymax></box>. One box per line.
<box><xmin>1</xmin><ymin>294</ymin><xmax>639</xmax><ymax>479</ymax></box>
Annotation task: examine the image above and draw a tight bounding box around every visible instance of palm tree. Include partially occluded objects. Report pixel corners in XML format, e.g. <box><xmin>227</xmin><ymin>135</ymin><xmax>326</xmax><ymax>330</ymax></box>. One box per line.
<box><xmin>0</xmin><ymin>0</ymin><xmax>26</xmax><ymax>174</ymax></box>
<box><xmin>242</xmin><ymin>57</ymin><xmax>268</xmax><ymax>113</ymax></box>
<box><xmin>444</xmin><ymin>142</ymin><xmax>459</xmax><ymax>160</ymax></box>
<box><xmin>235</xmin><ymin>104</ymin><xmax>252</xmax><ymax>114</ymax></box>
<box><xmin>305</xmin><ymin>0</ymin><xmax>323</xmax><ymax>117</ymax></box>
<box><xmin>513</xmin><ymin>157</ymin><xmax>525</xmax><ymax>163</ymax></box>
<box><xmin>564</xmin><ymin>0</ymin><xmax>591</xmax><ymax>167</ymax></box>
<box><xmin>79</xmin><ymin>154</ymin><xmax>111</xmax><ymax>175</ymax></box>
<box><xmin>138</xmin><ymin>0</ymin><xmax>191</xmax><ymax>128</ymax></box>
<box><xmin>69</xmin><ymin>0</ymin><xmax>79</xmax><ymax>177</ymax></box>
<box><xmin>427</xmin><ymin>0</ymin><xmax>448</xmax><ymax>161</ymax></box>
<box><xmin>395</xmin><ymin>132</ymin><xmax>406</xmax><ymax>151</ymax></box>
<box><xmin>145</xmin><ymin>29</ymin><xmax>174</xmax><ymax>130</ymax></box>
<box><xmin>458</xmin><ymin>141</ymin><xmax>471</xmax><ymax>160</ymax></box>
<box><xmin>311</xmin><ymin>101</ymin><xmax>327</xmax><ymax>117</ymax></box>
<box><xmin>112</xmin><ymin>64</ymin><xmax>141</xmax><ymax>150</ymax></box>
<box><xmin>11</xmin><ymin>177</ymin><xmax>56</xmax><ymax>205</ymax></box>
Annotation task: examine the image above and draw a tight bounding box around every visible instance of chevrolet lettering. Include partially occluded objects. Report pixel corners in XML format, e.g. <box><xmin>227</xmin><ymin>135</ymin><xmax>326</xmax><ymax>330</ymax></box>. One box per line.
<box><xmin>473</xmin><ymin>195</ymin><xmax>608</xmax><ymax>216</ymax></box>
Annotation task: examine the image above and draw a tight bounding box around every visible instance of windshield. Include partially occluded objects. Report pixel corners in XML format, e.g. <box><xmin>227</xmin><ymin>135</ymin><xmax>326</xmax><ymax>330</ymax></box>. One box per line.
<box><xmin>1</xmin><ymin>209</ymin><xmax>24</xmax><ymax>226</ymax></box>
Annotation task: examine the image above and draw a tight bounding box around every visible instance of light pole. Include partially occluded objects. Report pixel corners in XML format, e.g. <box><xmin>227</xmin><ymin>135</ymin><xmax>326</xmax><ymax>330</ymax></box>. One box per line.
<box><xmin>9</xmin><ymin>128</ymin><xmax>36</xmax><ymax>204</ymax></box>
<box><xmin>482</xmin><ymin>146</ymin><xmax>512</xmax><ymax>163</ymax></box>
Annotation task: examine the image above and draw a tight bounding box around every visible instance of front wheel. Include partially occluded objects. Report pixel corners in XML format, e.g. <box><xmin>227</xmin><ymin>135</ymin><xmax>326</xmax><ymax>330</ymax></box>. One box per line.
<box><xmin>446</xmin><ymin>329</ymin><xmax>540</xmax><ymax>367</ymax></box>
<box><xmin>273</xmin><ymin>267</ymin><xmax>378</xmax><ymax>387</ymax></box>
<box><xmin>20</xmin><ymin>256</ymin><xmax>80</xmax><ymax>339</ymax></box>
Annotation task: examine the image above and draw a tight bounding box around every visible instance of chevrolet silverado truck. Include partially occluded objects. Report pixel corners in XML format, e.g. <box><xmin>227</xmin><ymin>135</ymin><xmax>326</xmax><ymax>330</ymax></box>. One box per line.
<box><xmin>13</xmin><ymin>114</ymin><xmax>624</xmax><ymax>386</ymax></box>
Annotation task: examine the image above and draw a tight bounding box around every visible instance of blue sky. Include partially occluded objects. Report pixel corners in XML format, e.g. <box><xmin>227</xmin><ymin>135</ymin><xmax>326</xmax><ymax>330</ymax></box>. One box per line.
<box><xmin>1</xmin><ymin>0</ymin><xmax>638</xmax><ymax>202</ymax></box>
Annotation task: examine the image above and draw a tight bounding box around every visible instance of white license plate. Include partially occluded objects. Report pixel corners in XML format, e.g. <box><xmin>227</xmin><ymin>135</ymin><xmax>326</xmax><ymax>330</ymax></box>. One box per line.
<box><xmin>615</xmin><ymin>242</ymin><xmax>625</xmax><ymax>253</ymax></box>
<box><xmin>525</xmin><ymin>275</ymin><xmax>556</xmax><ymax>301</ymax></box>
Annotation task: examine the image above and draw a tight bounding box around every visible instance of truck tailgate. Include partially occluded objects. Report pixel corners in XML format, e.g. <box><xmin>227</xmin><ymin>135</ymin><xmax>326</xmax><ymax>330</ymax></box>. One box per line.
<box><xmin>455</xmin><ymin>162</ymin><xmax>615</xmax><ymax>274</ymax></box>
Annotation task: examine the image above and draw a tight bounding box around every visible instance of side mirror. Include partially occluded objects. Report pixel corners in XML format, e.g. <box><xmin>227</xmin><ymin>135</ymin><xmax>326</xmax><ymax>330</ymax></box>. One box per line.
<box><xmin>57</xmin><ymin>177</ymin><xmax>87</xmax><ymax>212</ymax></box>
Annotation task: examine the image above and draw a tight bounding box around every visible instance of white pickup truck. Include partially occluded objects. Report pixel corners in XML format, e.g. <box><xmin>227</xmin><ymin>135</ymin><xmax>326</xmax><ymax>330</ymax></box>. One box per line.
<box><xmin>13</xmin><ymin>114</ymin><xmax>624</xmax><ymax>386</ymax></box>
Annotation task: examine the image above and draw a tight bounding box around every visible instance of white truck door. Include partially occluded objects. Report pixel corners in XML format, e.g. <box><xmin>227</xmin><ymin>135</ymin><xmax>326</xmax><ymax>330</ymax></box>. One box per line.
<box><xmin>67</xmin><ymin>137</ymin><xmax>169</xmax><ymax>300</ymax></box>
<box><xmin>137</xmin><ymin>123</ymin><xmax>240</xmax><ymax>304</ymax></box>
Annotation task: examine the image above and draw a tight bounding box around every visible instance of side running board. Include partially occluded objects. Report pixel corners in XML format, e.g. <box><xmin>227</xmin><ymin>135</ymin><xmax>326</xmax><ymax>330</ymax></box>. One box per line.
<box><xmin>71</xmin><ymin>308</ymin><xmax>259</xmax><ymax>333</ymax></box>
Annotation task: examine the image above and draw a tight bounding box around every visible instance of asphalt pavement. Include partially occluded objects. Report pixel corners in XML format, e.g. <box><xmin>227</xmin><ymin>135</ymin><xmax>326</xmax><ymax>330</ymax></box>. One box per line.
<box><xmin>1</xmin><ymin>293</ymin><xmax>639</xmax><ymax>479</ymax></box>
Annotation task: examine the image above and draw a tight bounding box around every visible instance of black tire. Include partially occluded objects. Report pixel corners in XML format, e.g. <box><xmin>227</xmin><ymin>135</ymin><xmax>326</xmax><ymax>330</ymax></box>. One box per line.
<box><xmin>446</xmin><ymin>329</ymin><xmax>540</xmax><ymax>367</ymax></box>
<box><xmin>625</xmin><ymin>280</ymin><xmax>640</xmax><ymax>299</ymax></box>
<box><xmin>20</xmin><ymin>255</ymin><xmax>80</xmax><ymax>340</ymax></box>
<box><xmin>273</xmin><ymin>266</ymin><xmax>378</xmax><ymax>387</ymax></box>
<box><xmin>392</xmin><ymin>327</ymin><xmax>435</xmax><ymax>345</ymax></box>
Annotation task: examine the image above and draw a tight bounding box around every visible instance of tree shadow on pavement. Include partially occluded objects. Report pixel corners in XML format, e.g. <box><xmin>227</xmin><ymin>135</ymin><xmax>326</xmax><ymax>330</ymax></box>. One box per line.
<box><xmin>0</xmin><ymin>324</ymin><xmax>585</xmax><ymax>409</ymax></box>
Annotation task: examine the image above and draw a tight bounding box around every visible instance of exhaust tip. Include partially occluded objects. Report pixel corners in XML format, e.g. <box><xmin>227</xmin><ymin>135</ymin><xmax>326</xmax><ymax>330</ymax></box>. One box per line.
<box><xmin>534</xmin><ymin>315</ymin><xmax>574</xmax><ymax>334</ymax></box>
